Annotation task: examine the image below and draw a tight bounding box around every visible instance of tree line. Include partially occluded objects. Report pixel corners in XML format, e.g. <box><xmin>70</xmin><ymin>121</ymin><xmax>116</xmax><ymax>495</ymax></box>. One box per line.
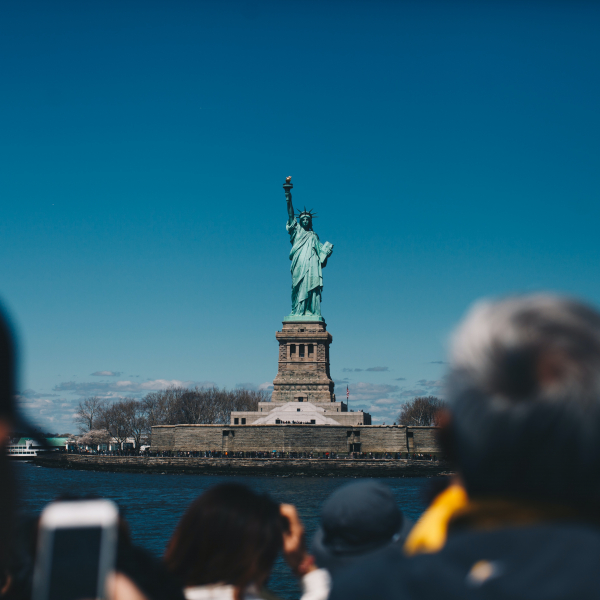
<box><xmin>397</xmin><ymin>396</ymin><xmax>446</xmax><ymax>426</ymax></box>
<box><xmin>74</xmin><ymin>390</ymin><xmax>445</xmax><ymax>450</ymax></box>
<box><xmin>74</xmin><ymin>386</ymin><xmax>270</xmax><ymax>448</ymax></box>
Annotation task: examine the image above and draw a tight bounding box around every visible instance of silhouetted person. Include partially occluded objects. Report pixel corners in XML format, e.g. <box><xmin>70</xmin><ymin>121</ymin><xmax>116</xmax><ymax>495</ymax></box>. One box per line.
<box><xmin>0</xmin><ymin>307</ymin><xmax>160</xmax><ymax>600</ymax></box>
<box><xmin>0</xmin><ymin>309</ymin><xmax>17</xmax><ymax>597</ymax></box>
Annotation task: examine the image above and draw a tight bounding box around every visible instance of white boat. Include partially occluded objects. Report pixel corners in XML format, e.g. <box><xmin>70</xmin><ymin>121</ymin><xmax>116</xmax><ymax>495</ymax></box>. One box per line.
<box><xmin>6</xmin><ymin>438</ymin><xmax>44</xmax><ymax>459</ymax></box>
<box><xmin>7</xmin><ymin>437</ymin><xmax>70</xmax><ymax>459</ymax></box>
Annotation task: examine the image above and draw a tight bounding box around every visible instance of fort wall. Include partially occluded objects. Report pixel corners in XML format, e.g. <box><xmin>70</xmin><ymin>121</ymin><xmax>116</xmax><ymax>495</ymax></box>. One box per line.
<box><xmin>151</xmin><ymin>424</ymin><xmax>442</xmax><ymax>455</ymax></box>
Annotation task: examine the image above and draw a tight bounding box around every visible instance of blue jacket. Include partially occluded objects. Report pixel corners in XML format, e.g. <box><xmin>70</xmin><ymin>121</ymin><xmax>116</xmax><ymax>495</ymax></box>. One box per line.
<box><xmin>330</xmin><ymin>522</ymin><xmax>600</xmax><ymax>600</ymax></box>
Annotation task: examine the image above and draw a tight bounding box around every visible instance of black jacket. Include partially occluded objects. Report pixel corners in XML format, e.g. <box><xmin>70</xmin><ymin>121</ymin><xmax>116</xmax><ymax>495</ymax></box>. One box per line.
<box><xmin>330</xmin><ymin>523</ymin><xmax>600</xmax><ymax>600</ymax></box>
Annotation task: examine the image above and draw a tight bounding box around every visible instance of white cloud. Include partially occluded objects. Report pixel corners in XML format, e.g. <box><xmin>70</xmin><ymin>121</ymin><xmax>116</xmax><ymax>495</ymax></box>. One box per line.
<box><xmin>17</xmin><ymin>389</ymin><xmax>59</xmax><ymax>400</ymax></box>
<box><xmin>53</xmin><ymin>379</ymin><xmax>214</xmax><ymax>397</ymax></box>
<box><xmin>90</xmin><ymin>371</ymin><xmax>122</xmax><ymax>377</ymax></box>
<box><xmin>234</xmin><ymin>382</ymin><xmax>273</xmax><ymax>392</ymax></box>
<box><xmin>344</xmin><ymin>382</ymin><xmax>400</xmax><ymax>402</ymax></box>
<box><xmin>414</xmin><ymin>379</ymin><xmax>445</xmax><ymax>394</ymax></box>
<box><xmin>16</xmin><ymin>393</ymin><xmax>80</xmax><ymax>434</ymax></box>
<box><xmin>340</xmin><ymin>382</ymin><xmax>403</xmax><ymax>423</ymax></box>
<box><xmin>139</xmin><ymin>379</ymin><xmax>194</xmax><ymax>390</ymax></box>
<box><xmin>416</xmin><ymin>379</ymin><xmax>443</xmax><ymax>387</ymax></box>
<box><xmin>398</xmin><ymin>388</ymin><xmax>427</xmax><ymax>398</ymax></box>
<box><xmin>258</xmin><ymin>382</ymin><xmax>274</xmax><ymax>391</ymax></box>
<box><xmin>236</xmin><ymin>382</ymin><xmax>257</xmax><ymax>390</ymax></box>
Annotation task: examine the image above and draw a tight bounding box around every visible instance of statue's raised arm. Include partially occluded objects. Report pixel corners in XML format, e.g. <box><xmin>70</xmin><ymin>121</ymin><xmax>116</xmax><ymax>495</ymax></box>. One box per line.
<box><xmin>283</xmin><ymin>176</ymin><xmax>294</xmax><ymax>222</ymax></box>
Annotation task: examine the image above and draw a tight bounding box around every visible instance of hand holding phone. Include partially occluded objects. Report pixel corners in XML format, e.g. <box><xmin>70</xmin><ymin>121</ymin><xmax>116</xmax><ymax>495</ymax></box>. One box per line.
<box><xmin>32</xmin><ymin>499</ymin><xmax>119</xmax><ymax>600</ymax></box>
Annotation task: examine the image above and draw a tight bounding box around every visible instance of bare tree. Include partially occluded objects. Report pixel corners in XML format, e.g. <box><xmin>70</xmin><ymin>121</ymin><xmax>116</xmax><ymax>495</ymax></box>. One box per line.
<box><xmin>74</xmin><ymin>397</ymin><xmax>106</xmax><ymax>433</ymax></box>
<box><xmin>230</xmin><ymin>388</ymin><xmax>268</xmax><ymax>412</ymax></box>
<box><xmin>122</xmin><ymin>398</ymin><xmax>147</xmax><ymax>449</ymax></box>
<box><xmin>96</xmin><ymin>402</ymin><xmax>130</xmax><ymax>452</ymax></box>
<box><xmin>156</xmin><ymin>386</ymin><xmax>270</xmax><ymax>425</ymax></box>
<box><xmin>397</xmin><ymin>396</ymin><xmax>446</xmax><ymax>426</ymax></box>
<box><xmin>91</xmin><ymin>387</ymin><xmax>273</xmax><ymax>450</ymax></box>
<box><xmin>175</xmin><ymin>387</ymin><xmax>213</xmax><ymax>424</ymax></box>
<box><xmin>142</xmin><ymin>387</ymin><xmax>187</xmax><ymax>426</ymax></box>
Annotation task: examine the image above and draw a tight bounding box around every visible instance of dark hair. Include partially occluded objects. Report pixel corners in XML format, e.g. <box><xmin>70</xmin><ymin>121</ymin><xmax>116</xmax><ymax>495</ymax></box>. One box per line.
<box><xmin>164</xmin><ymin>484</ymin><xmax>284</xmax><ymax>592</ymax></box>
<box><xmin>118</xmin><ymin>540</ymin><xmax>185</xmax><ymax>600</ymax></box>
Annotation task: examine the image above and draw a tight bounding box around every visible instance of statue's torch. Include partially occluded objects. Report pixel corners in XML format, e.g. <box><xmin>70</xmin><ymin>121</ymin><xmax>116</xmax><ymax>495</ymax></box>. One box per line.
<box><xmin>283</xmin><ymin>176</ymin><xmax>293</xmax><ymax>195</ymax></box>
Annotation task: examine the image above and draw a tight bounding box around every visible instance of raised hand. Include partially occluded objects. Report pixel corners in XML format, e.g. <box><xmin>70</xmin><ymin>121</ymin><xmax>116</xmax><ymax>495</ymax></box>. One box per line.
<box><xmin>280</xmin><ymin>503</ymin><xmax>317</xmax><ymax>577</ymax></box>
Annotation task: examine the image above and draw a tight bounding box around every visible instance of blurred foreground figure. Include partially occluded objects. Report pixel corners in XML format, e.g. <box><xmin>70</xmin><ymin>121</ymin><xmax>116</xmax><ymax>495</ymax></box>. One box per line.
<box><xmin>331</xmin><ymin>295</ymin><xmax>600</xmax><ymax>600</ymax></box>
<box><xmin>312</xmin><ymin>481</ymin><xmax>411</xmax><ymax>573</ymax></box>
<box><xmin>0</xmin><ymin>308</ymin><xmax>161</xmax><ymax>600</ymax></box>
<box><xmin>165</xmin><ymin>483</ymin><xmax>331</xmax><ymax>600</ymax></box>
<box><xmin>0</xmin><ymin>310</ymin><xmax>16</xmax><ymax>597</ymax></box>
<box><xmin>164</xmin><ymin>484</ymin><xmax>285</xmax><ymax>600</ymax></box>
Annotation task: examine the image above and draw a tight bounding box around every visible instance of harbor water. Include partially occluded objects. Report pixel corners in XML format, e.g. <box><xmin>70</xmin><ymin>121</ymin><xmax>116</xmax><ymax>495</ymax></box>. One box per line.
<box><xmin>14</xmin><ymin>462</ymin><xmax>433</xmax><ymax>599</ymax></box>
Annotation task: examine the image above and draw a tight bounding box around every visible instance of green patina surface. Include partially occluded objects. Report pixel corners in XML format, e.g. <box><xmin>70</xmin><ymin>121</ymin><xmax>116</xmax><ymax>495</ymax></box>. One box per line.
<box><xmin>284</xmin><ymin>179</ymin><xmax>333</xmax><ymax>320</ymax></box>
<box><xmin>282</xmin><ymin>315</ymin><xmax>325</xmax><ymax>322</ymax></box>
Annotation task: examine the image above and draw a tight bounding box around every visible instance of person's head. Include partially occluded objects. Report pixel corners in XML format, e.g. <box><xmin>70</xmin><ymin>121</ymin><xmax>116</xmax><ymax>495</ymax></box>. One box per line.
<box><xmin>164</xmin><ymin>484</ymin><xmax>284</xmax><ymax>594</ymax></box>
<box><xmin>446</xmin><ymin>294</ymin><xmax>600</xmax><ymax>510</ymax></box>
<box><xmin>312</xmin><ymin>481</ymin><xmax>410</xmax><ymax>571</ymax></box>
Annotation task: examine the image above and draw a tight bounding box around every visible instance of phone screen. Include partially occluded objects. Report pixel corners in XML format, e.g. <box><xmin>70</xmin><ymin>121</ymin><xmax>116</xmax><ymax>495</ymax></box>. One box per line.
<box><xmin>47</xmin><ymin>527</ymin><xmax>104</xmax><ymax>600</ymax></box>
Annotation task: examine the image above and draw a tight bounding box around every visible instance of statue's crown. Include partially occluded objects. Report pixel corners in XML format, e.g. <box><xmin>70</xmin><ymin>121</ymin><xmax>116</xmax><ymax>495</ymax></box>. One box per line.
<box><xmin>296</xmin><ymin>206</ymin><xmax>318</xmax><ymax>219</ymax></box>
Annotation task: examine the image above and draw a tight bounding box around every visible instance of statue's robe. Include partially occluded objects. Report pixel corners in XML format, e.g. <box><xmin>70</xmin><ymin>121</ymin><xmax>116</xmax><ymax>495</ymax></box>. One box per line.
<box><xmin>287</xmin><ymin>217</ymin><xmax>330</xmax><ymax>315</ymax></box>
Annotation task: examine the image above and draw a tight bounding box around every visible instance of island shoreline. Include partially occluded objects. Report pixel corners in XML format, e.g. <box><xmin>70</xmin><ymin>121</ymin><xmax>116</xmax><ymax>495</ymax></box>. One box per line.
<box><xmin>32</xmin><ymin>454</ymin><xmax>454</xmax><ymax>477</ymax></box>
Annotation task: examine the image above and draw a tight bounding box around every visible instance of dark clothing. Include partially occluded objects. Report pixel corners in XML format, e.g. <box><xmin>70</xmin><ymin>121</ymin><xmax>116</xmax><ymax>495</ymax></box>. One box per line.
<box><xmin>117</xmin><ymin>543</ymin><xmax>185</xmax><ymax>600</ymax></box>
<box><xmin>330</xmin><ymin>522</ymin><xmax>600</xmax><ymax>600</ymax></box>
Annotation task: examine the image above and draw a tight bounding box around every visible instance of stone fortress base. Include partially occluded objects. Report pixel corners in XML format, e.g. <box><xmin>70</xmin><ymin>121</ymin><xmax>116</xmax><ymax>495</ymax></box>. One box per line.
<box><xmin>151</xmin><ymin>423</ymin><xmax>440</xmax><ymax>456</ymax></box>
<box><xmin>151</xmin><ymin>318</ymin><xmax>443</xmax><ymax>457</ymax></box>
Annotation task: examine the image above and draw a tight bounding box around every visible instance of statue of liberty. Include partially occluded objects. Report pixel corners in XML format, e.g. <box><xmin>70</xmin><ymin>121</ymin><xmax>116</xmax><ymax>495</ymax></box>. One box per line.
<box><xmin>283</xmin><ymin>177</ymin><xmax>333</xmax><ymax>319</ymax></box>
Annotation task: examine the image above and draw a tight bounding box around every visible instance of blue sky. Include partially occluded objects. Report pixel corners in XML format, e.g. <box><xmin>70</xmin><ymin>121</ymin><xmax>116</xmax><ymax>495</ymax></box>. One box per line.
<box><xmin>1</xmin><ymin>0</ymin><xmax>599</xmax><ymax>431</ymax></box>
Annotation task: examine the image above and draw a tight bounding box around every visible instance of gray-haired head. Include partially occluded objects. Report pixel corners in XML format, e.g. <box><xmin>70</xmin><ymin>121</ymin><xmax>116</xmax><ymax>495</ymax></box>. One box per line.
<box><xmin>450</xmin><ymin>294</ymin><xmax>600</xmax><ymax>403</ymax></box>
<box><xmin>446</xmin><ymin>294</ymin><xmax>600</xmax><ymax>509</ymax></box>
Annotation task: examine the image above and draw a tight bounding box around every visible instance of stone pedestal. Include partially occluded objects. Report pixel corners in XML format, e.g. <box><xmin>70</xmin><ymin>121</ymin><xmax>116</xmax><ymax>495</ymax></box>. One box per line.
<box><xmin>272</xmin><ymin>320</ymin><xmax>336</xmax><ymax>404</ymax></box>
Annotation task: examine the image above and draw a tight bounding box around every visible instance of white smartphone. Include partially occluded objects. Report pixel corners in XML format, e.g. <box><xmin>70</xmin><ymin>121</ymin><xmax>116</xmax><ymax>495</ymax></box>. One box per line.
<box><xmin>32</xmin><ymin>499</ymin><xmax>119</xmax><ymax>600</ymax></box>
